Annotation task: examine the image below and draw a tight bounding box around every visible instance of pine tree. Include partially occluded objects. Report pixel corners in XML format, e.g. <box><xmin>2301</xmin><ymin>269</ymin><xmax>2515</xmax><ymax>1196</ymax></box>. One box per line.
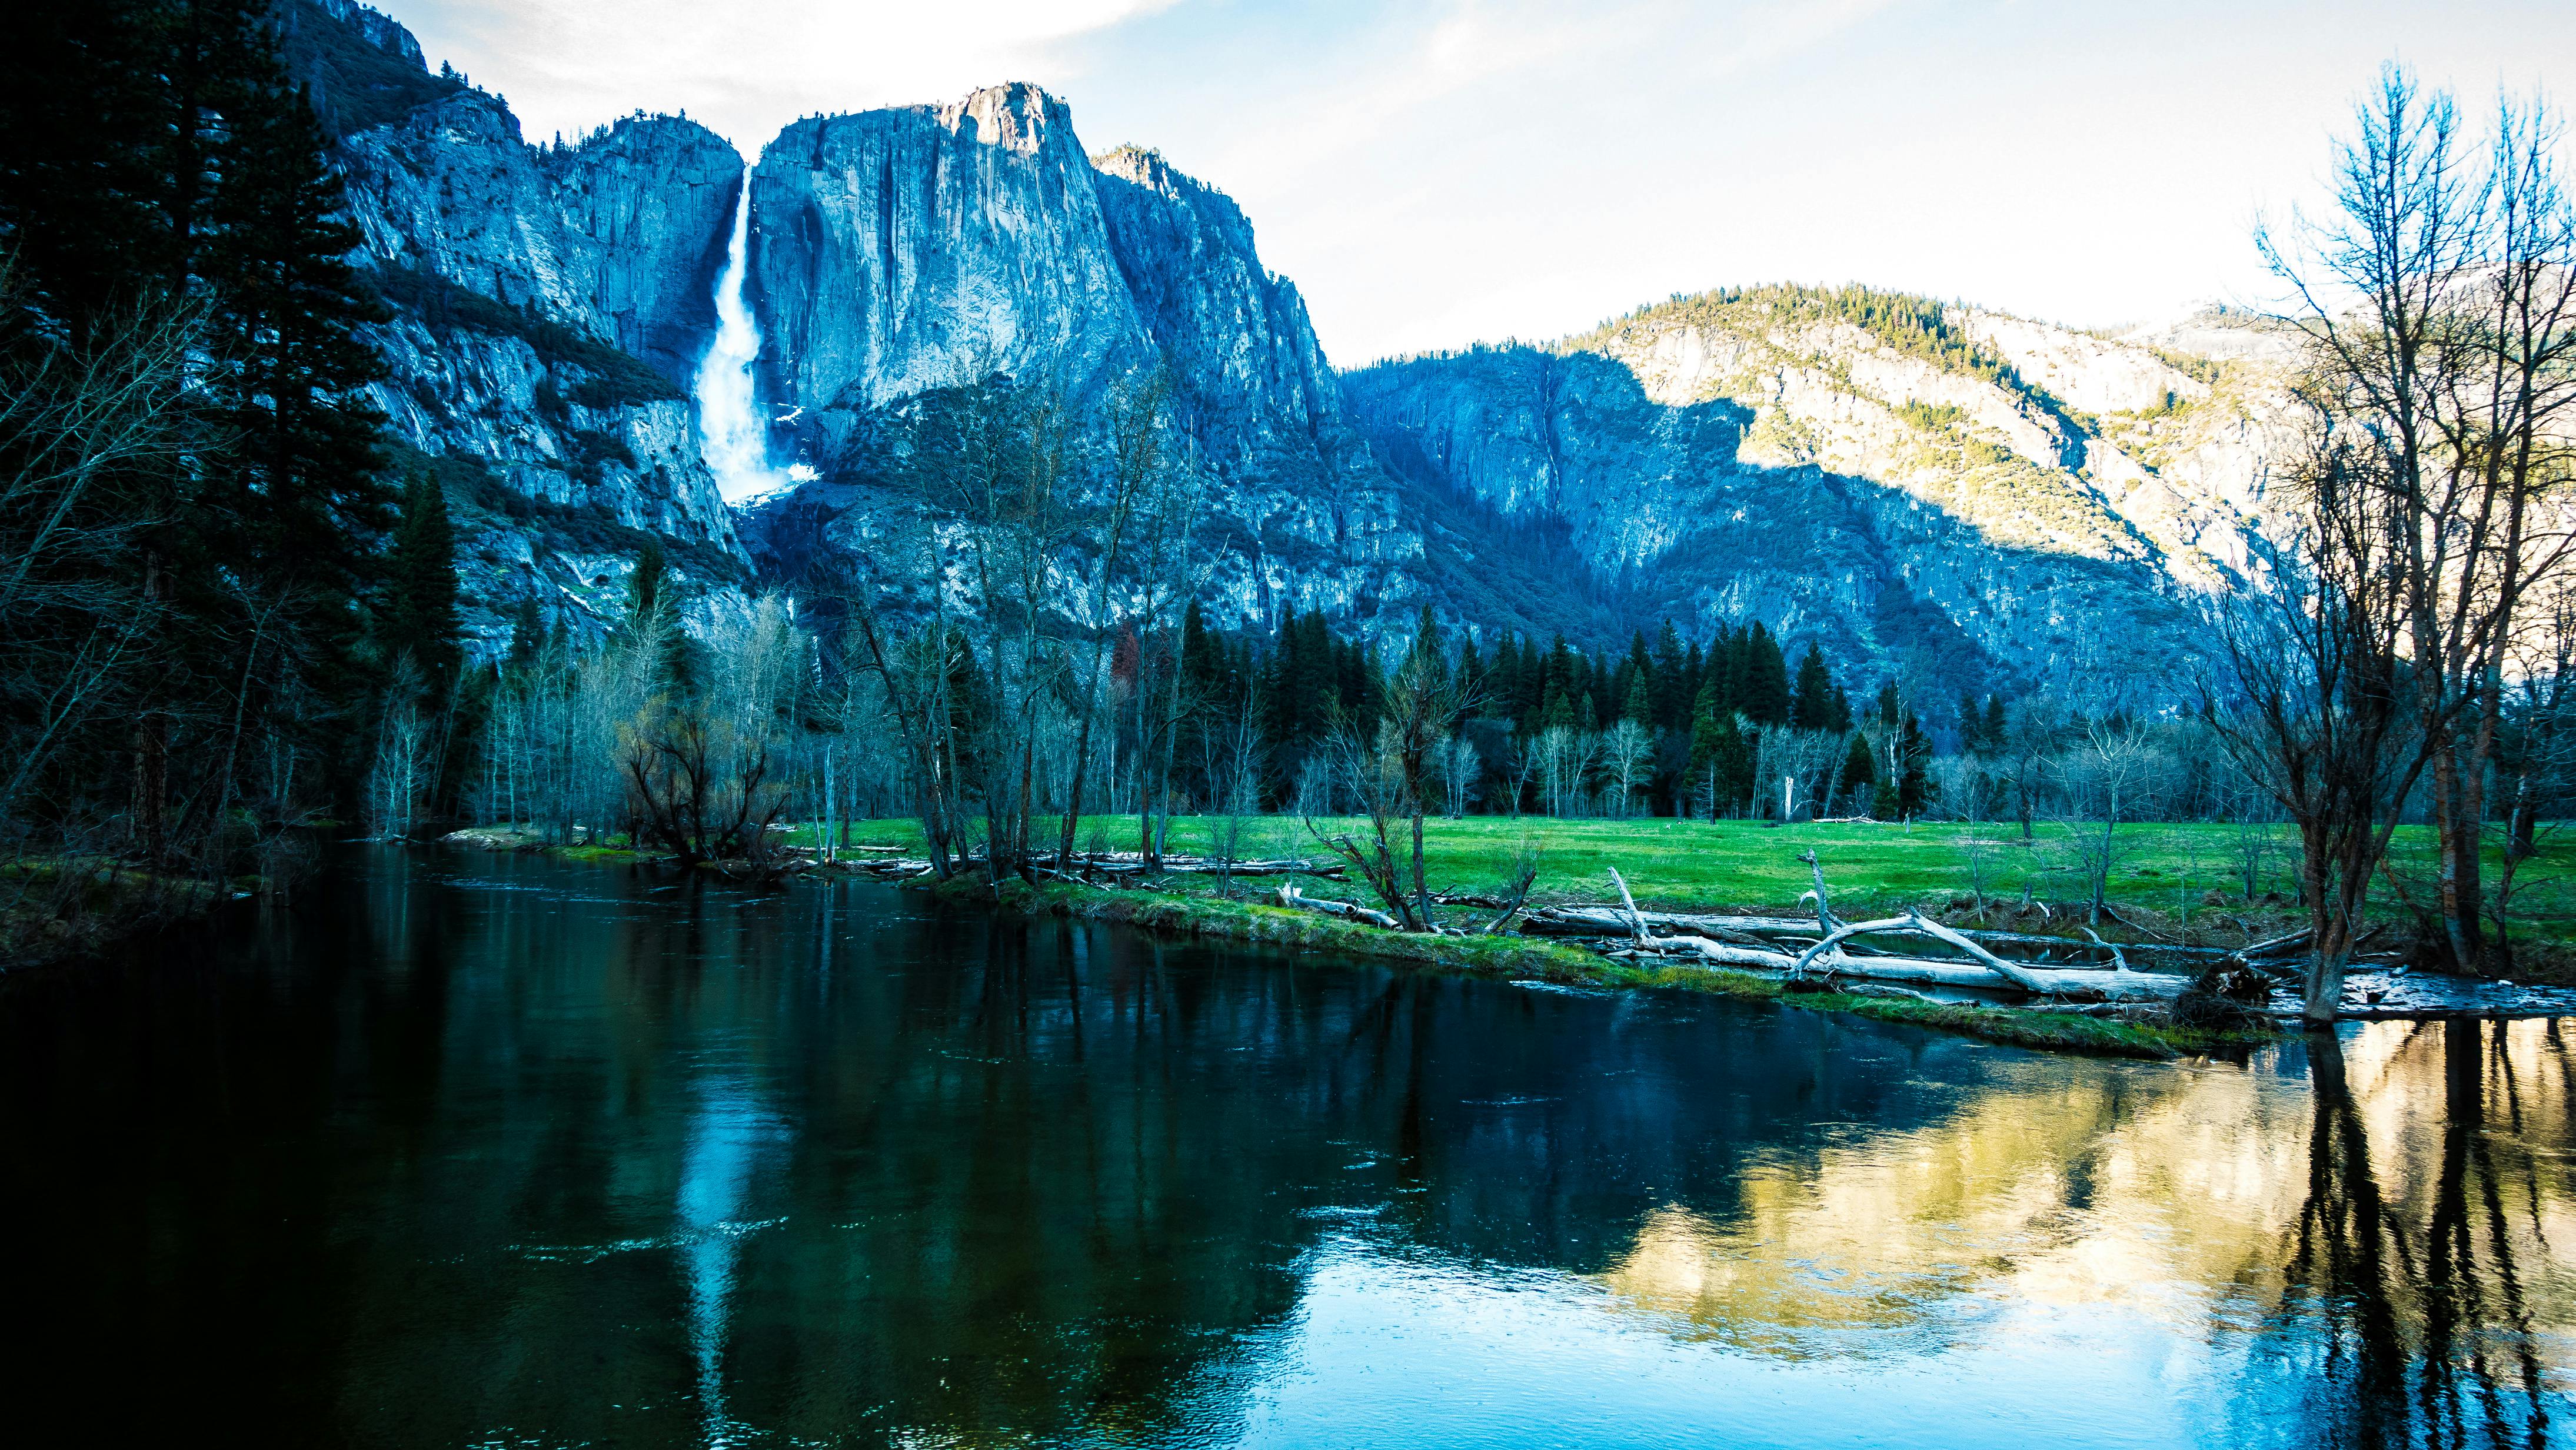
<box><xmin>627</xmin><ymin>537</ymin><xmax>667</xmax><ymax>625</ymax></box>
<box><xmin>1539</xmin><ymin>684</ymin><xmax>1572</xmax><ymax>730</ymax></box>
<box><xmin>507</xmin><ymin>598</ymin><xmax>544</xmax><ymax>671</ymax></box>
<box><xmin>1689</xmin><ymin>681</ymin><xmax>1753</xmax><ymax>817</ymax></box>
<box><xmin>1650</xmin><ymin>621</ymin><xmax>1686</xmax><ymax>730</ymax></box>
<box><xmin>1180</xmin><ymin>601</ymin><xmax>1217</xmax><ymax>700</ymax></box>
<box><xmin>1980</xmin><ymin>694</ymin><xmax>2008</xmax><ymax>756</ymax></box>
<box><xmin>383</xmin><ymin>468</ymin><xmax>462</xmax><ymax>692</ymax></box>
<box><xmin>1506</xmin><ymin>635</ymin><xmax>1536</xmax><ymax>727</ymax></box>
<box><xmin>1841</xmin><ymin>732</ymin><xmax>1878</xmax><ymax>813</ymax></box>
<box><xmin>1739</xmin><ymin>624</ymin><xmax>1790</xmax><ymax>726</ymax></box>
<box><xmin>1896</xmin><ymin>710</ymin><xmax>1935</xmax><ymax>817</ymax></box>
<box><xmin>624</xmin><ymin>538</ymin><xmax>690</xmax><ymax>692</ymax></box>
<box><xmin>1790</xmin><ymin>643</ymin><xmax>1835</xmax><ymax>730</ymax></box>
<box><xmin>195</xmin><ymin>4</ymin><xmax>392</xmax><ymax>617</ymax></box>
<box><xmin>1620</xmin><ymin>673</ymin><xmax>1650</xmax><ymax>724</ymax></box>
<box><xmin>1956</xmin><ymin>688</ymin><xmax>1983</xmax><ymax>753</ymax></box>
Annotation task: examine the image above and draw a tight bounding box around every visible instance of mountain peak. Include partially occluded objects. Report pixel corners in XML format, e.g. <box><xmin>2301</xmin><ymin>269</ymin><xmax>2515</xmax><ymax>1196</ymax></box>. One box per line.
<box><xmin>934</xmin><ymin>82</ymin><xmax>1073</xmax><ymax>155</ymax></box>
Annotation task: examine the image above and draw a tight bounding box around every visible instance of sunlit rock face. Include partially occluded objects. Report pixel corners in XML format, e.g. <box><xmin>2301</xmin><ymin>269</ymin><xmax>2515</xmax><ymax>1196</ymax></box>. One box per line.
<box><xmin>1341</xmin><ymin>297</ymin><xmax>2297</xmax><ymax>696</ymax></box>
<box><xmin>1597</xmin><ymin>1017</ymin><xmax>2576</xmax><ymax>1409</ymax></box>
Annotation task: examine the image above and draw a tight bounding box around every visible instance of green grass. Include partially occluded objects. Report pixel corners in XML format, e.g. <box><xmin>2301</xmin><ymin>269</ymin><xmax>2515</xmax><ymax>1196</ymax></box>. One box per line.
<box><xmin>794</xmin><ymin>814</ymin><xmax>2576</xmax><ymax>946</ymax></box>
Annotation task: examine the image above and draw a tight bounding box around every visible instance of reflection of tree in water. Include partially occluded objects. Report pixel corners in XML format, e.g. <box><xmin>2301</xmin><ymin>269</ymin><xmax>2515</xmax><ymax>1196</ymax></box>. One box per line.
<box><xmin>2281</xmin><ymin>1023</ymin><xmax>2558</xmax><ymax>1448</ymax></box>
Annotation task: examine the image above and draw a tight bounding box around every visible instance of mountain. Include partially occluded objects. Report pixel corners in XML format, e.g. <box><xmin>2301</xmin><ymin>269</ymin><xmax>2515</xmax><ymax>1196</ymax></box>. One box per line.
<box><xmin>1342</xmin><ymin>290</ymin><xmax>2292</xmax><ymax>695</ymax></box>
<box><xmin>287</xmin><ymin>0</ymin><xmax>745</xmax><ymax>650</ymax></box>
<box><xmin>293</xmin><ymin>0</ymin><xmax>2288</xmax><ymax>696</ymax></box>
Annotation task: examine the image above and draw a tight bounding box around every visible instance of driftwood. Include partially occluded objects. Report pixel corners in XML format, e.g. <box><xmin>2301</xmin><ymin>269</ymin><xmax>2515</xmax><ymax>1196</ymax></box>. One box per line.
<box><xmin>1796</xmin><ymin>850</ymin><xmax>1842</xmax><ymax>932</ymax></box>
<box><xmin>1638</xmin><ymin>934</ymin><xmax>2188</xmax><ymax>1000</ymax></box>
<box><xmin>1787</xmin><ymin>915</ymin><xmax>1916</xmax><ymax>977</ymax></box>
<box><xmin>1523</xmin><ymin>905</ymin><xmax>2203</xmax><ymax>966</ymax></box>
<box><xmin>1606</xmin><ymin>866</ymin><xmax>1648</xmax><ymax>945</ymax></box>
<box><xmin>1276</xmin><ymin>884</ymin><xmax>1400</xmax><ymax>930</ymax></box>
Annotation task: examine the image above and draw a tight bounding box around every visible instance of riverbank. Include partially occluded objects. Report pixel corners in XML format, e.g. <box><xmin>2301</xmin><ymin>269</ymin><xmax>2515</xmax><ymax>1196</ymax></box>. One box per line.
<box><xmin>933</xmin><ymin>874</ymin><xmax>2264</xmax><ymax>1062</ymax></box>
<box><xmin>0</xmin><ymin>858</ymin><xmax>240</xmax><ymax>971</ymax></box>
<box><xmin>435</xmin><ymin>825</ymin><xmax>2277</xmax><ymax>1059</ymax></box>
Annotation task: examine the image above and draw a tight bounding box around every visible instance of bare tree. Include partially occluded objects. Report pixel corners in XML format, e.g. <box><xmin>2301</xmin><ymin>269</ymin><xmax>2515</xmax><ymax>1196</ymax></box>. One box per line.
<box><xmin>1304</xmin><ymin>638</ymin><xmax>1467</xmax><ymax>930</ymax></box>
<box><xmin>1435</xmin><ymin>734</ymin><xmax>1481</xmax><ymax>819</ymax></box>
<box><xmin>1055</xmin><ymin>369</ymin><xmax>1170</xmax><ymax>870</ymax></box>
<box><xmin>2052</xmin><ymin>717</ymin><xmax>2161</xmax><ymax>927</ymax></box>
<box><xmin>0</xmin><ymin>280</ymin><xmax>198</xmax><ymax>835</ymax></box>
<box><xmin>1206</xmin><ymin>679</ymin><xmax>1266</xmax><ymax>895</ymax></box>
<box><xmin>2262</xmin><ymin>69</ymin><xmax>2576</xmax><ymax>972</ymax></box>
<box><xmin>1603</xmin><ymin>719</ymin><xmax>1653</xmax><ymax>819</ymax></box>
<box><xmin>2206</xmin><ymin>401</ymin><xmax>2440</xmax><ymax>1023</ymax></box>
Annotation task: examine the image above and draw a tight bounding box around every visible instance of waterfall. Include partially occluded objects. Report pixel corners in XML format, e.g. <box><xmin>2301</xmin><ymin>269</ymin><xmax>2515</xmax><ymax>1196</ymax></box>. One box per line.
<box><xmin>695</xmin><ymin>167</ymin><xmax>789</xmax><ymax>504</ymax></box>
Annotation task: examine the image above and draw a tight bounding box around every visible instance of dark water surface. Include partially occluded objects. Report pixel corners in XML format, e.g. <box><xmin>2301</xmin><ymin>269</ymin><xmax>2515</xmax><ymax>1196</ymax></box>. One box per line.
<box><xmin>4</xmin><ymin>847</ymin><xmax>2572</xmax><ymax>1448</ymax></box>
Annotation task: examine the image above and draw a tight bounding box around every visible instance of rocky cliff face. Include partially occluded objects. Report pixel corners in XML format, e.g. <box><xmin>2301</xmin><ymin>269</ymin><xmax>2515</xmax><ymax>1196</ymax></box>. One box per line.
<box><xmin>291</xmin><ymin>0</ymin><xmax>746</xmax><ymax>646</ymax></box>
<box><xmin>738</xmin><ymin>86</ymin><xmax>1420</xmax><ymax>633</ymax></box>
<box><xmin>308</xmin><ymin>0</ymin><xmax>2285</xmax><ymax>695</ymax></box>
<box><xmin>1340</xmin><ymin>291</ymin><xmax>2293</xmax><ymax>695</ymax></box>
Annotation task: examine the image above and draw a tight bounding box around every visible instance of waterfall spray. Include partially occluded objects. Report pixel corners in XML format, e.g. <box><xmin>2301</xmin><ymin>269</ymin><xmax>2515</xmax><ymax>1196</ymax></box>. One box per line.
<box><xmin>695</xmin><ymin>167</ymin><xmax>789</xmax><ymax>504</ymax></box>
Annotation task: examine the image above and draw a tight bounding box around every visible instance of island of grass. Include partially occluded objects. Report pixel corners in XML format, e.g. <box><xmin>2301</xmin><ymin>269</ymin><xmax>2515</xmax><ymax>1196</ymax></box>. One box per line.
<box><xmin>931</xmin><ymin>871</ymin><xmax>2272</xmax><ymax>1062</ymax></box>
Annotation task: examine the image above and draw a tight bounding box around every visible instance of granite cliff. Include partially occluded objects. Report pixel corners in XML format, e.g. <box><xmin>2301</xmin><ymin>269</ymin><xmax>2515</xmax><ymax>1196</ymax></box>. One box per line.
<box><xmin>298</xmin><ymin>0</ymin><xmax>2287</xmax><ymax>696</ymax></box>
<box><xmin>1341</xmin><ymin>291</ymin><xmax>2292</xmax><ymax>693</ymax></box>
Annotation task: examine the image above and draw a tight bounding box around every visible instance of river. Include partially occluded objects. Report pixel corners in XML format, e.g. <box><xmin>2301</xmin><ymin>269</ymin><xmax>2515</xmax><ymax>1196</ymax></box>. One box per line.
<box><xmin>2</xmin><ymin>847</ymin><xmax>2569</xmax><ymax>1447</ymax></box>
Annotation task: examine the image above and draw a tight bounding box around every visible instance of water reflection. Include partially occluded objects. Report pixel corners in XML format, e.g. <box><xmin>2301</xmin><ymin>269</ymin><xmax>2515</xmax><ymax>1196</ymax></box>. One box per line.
<box><xmin>678</xmin><ymin>1076</ymin><xmax>781</xmax><ymax>1446</ymax></box>
<box><xmin>0</xmin><ymin>847</ymin><xmax>2567</xmax><ymax>1448</ymax></box>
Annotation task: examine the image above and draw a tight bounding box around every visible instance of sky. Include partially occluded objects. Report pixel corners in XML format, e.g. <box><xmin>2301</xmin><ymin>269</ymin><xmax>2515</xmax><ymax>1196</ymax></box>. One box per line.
<box><xmin>394</xmin><ymin>0</ymin><xmax>2576</xmax><ymax>365</ymax></box>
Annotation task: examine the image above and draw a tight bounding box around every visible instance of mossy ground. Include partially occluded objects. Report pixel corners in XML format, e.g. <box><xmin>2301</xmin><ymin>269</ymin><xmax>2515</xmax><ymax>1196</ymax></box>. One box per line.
<box><xmin>933</xmin><ymin>873</ymin><xmax>2263</xmax><ymax>1062</ymax></box>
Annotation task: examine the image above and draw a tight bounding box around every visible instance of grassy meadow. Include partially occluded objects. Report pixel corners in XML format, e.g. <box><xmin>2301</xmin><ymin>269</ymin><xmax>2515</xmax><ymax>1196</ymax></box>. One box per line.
<box><xmin>794</xmin><ymin>813</ymin><xmax>2576</xmax><ymax>953</ymax></box>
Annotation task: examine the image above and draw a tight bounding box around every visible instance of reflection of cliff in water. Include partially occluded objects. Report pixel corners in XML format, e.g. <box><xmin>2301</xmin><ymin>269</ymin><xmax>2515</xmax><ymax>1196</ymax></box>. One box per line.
<box><xmin>4</xmin><ymin>849</ymin><xmax>2571</xmax><ymax>1448</ymax></box>
<box><xmin>1592</xmin><ymin>1019</ymin><xmax>2574</xmax><ymax>1440</ymax></box>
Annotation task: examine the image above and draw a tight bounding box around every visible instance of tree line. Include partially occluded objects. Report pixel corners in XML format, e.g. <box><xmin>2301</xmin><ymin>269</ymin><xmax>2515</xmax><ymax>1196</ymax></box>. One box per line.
<box><xmin>2</xmin><ymin>0</ymin><xmax>415</xmax><ymax>900</ymax></box>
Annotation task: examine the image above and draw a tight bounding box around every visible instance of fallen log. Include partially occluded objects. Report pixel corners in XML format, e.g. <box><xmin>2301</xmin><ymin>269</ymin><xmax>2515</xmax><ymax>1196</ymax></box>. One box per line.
<box><xmin>1522</xmin><ymin>907</ymin><xmax>1822</xmax><ymax>937</ymax></box>
<box><xmin>1797</xmin><ymin>850</ymin><xmax>1842</xmax><ymax>932</ymax></box>
<box><xmin>2081</xmin><ymin>927</ymin><xmax>2128</xmax><ymax>973</ymax></box>
<box><xmin>1276</xmin><ymin>884</ymin><xmax>1400</xmax><ymax>930</ymax></box>
<box><xmin>1640</xmin><ymin>935</ymin><xmax>2188</xmax><ymax>1000</ymax></box>
<box><xmin>1787</xmin><ymin>915</ymin><xmax>1918</xmax><ymax>977</ymax></box>
<box><xmin>2231</xmin><ymin>927</ymin><xmax>2315</xmax><ymax>962</ymax></box>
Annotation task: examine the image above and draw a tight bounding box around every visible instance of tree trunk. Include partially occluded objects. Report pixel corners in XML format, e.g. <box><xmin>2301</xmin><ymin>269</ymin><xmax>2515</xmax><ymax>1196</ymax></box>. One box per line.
<box><xmin>2431</xmin><ymin>741</ymin><xmax>2482</xmax><ymax>972</ymax></box>
<box><xmin>134</xmin><ymin>713</ymin><xmax>168</xmax><ymax>867</ymax></box>
<box><xmin>1410</xmin><ymin>803</ymin><xmax>1432</xmax><ymax>929</ymax></box>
